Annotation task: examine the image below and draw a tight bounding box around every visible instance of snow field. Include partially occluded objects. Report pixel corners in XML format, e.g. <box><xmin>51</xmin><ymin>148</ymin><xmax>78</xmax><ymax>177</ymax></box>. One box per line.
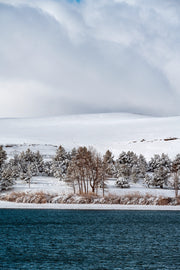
<box><xmin>1</xmin><ymin>113</ymin><xmax>180</xmax><ymax>160</ymax></box>
<box><xmin>2</xmin><ymin>176</ymin><xmax>176</xmax><ymax>199</ymax></box>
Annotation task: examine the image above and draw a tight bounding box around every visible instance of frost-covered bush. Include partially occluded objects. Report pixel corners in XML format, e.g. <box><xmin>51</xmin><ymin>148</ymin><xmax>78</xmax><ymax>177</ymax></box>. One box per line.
<box><xmin>116</xmin><ymin>177</ymin><xmax>130</xmax><ymax>188</ymax></box>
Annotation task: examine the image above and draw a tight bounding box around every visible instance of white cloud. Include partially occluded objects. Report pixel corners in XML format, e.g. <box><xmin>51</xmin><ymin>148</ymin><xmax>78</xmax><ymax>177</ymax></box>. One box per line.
<box><xmin>0</xmin><ymin>0</ymin><xmax>179</xmax><ymax>117</ymax></box>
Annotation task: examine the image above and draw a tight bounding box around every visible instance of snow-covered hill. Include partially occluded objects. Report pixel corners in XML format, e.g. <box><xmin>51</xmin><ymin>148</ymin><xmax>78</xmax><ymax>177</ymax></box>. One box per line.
<box><xmin>1</xmin><ymin>113</ymin><xmax>180</xmax><ymax>159</ymax></box>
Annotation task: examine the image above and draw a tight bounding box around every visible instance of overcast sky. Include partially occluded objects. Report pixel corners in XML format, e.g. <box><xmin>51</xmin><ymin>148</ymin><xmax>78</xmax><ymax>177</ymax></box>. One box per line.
<box><xmin>0</xmin><ymin>0</ymin><xmax>180</xmax><ymax>117</ymax></box>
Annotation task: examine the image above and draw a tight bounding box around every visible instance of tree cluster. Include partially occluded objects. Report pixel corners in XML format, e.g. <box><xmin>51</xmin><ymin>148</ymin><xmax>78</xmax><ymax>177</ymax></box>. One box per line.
<box><xmin>0</xmin><ymin>145</ymin><xmax>180</xmax><ymax>197</ymax></box>
<box><xmin>66</xmin><ymin>147</ymin><xmax>107</xmax><ymax>195</ymax></box>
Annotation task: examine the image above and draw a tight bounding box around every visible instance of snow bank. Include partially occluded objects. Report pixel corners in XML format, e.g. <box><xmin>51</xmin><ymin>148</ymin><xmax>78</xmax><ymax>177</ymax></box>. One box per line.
<box><xmin>0</xmin><ymin>201</ymin><xmax>180</xmax><ymax>211</ymax></box>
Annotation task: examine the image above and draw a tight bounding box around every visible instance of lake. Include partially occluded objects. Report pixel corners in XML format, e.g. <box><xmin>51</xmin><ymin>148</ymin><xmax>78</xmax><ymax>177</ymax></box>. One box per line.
<box><xmin>0</xmin><ymin>209</ymin><xmax>180</xmax><ymax>269</ymax></box>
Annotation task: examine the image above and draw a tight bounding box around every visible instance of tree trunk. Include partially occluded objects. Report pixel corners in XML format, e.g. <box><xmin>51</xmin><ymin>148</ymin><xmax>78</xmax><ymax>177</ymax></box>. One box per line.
<box><xmin>83</xmin><ymin>178</ymin><xmax>87</xmax><ymax>194</ymax></box>
<box><xmin>174</xmin><ymin>172</ymin><xmax>179</xmax><ymax>198</ymax></box>
<box><xmin>102</xmin><ymin>181</ymin><xmax>105</xmax><ymax>197</ymax></box>
<box><xmin>73</xmin><ymin>181</ymin><xmax>76</xmax><ymax>194</ymax></box>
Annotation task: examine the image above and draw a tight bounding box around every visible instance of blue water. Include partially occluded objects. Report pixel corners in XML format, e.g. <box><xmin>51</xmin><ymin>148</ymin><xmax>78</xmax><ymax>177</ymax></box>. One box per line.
<box><xmin>0</xmin><ymin>210</ymin><xmax>180</xmax><ymax>269</ymax></box>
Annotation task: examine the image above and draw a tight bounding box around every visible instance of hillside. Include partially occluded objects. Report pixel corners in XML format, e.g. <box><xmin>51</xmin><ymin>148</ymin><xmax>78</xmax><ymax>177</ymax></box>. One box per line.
<box><xmin>0</xmin><ymin>113</ymin><xmax>180</xmax><ymax>159</ymax></box>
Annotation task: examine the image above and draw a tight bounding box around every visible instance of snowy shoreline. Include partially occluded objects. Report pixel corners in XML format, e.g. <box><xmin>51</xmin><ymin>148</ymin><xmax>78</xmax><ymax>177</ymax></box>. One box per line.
<box><xmin>0</xmin><ymin>201</ymin><xmax>180</xmax><ymax>211</ymax></box>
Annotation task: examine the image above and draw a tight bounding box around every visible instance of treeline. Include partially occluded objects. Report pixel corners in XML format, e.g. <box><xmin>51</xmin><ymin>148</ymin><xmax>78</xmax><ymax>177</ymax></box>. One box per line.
<box><xmin>0</xmin><ymin>145</ymin><xmax>180</xmax><ymax>197</ymax></box>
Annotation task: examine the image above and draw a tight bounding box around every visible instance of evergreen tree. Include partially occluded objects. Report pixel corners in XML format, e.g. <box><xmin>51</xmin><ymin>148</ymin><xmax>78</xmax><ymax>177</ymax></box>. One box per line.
<box><xmin>103</xmin><ymin>150</ymin><xmax>115</xmax><ymax>177</ymax></box>
<box><xmin>146</xmin><ymin>153</ymin><xmax>171</xmax><ymax>189</ymax></box>
<box><xmin>148</xmin><ymin>153</ymin><xmax>171</xmax><ymax>173</ymax></box>
<box><xmin>0</xmin><ymin>145</ymin><xmax>7</xmax><ymax>169</ymax></box>
<box><xmin>43</xmin><ymin>161</ymin><xmax>53</xmax><ymax>177</ymax></box>
<box><xmin>18</xmin><ymin>149</ymin><xmax>44</xmax><ymax>177</ymax></box>
<box><xmin>34</xmin><ymin>151</ymin><xmax>44</xmax><ymax>173</ymax></box>
<box><xmin>137</xmin><ymin>154</ymin><xmax>148</xmax><ymax>178</ymax></box>
<box><xmin>144</xmin><ymin>174</ymin><xmax>153</xmax><ymax>188</ymax></box>
<box><xmin>116</xmin><ymin>151</ymin><xmax>138</xmax><ymax>181</ymax></box>
<box><xmin>70</xmin><ymin>147</ymin><xmax>77</xmax><ymax>159</ymax></box>
<box><xmin>8</xmin><ymin>156</ymin><xmax>21</xmax><ymax>179</ymax></box>
<box><xmin>52</xmin><ymin>145</ymin><xmax>70</xmax><ymax>180</ymax></box>
<box><xmin>145</xmin><ymin>167</ymin><xmax>169</xmax><ymax>189</ymax></box>
<box><xmin>153</xmin><ymin>166</ymin><xmax>169</xmax><ymax>188</ymax></box>
<box><xmin>0</xmin><ymin>164</ymin><xmax>14</xmax><ymax>191</ymax></box>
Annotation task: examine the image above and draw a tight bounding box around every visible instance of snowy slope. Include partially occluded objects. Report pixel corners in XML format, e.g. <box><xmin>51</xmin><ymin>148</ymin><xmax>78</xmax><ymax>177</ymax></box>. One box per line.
<box><xmin>1</xmin><ymin>113</ymin><xmax>180</xmax><ymax>159</ymax></box>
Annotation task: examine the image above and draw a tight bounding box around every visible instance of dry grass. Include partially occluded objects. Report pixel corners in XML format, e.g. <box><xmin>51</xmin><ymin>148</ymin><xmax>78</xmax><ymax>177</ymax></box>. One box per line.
<box><xmin>0</xmin><ymin>191</ymin><xmax>179</xmax><ymax>205</ymax></box>
<box><xmin>157</xmin><ymin>196</ymin><xmax>172</xmax><ymax>205</ymax></box>
<box><xmin>0</xmin><ymin>191</ymin><xmax>56</xmax><ymax>204</ymax></box>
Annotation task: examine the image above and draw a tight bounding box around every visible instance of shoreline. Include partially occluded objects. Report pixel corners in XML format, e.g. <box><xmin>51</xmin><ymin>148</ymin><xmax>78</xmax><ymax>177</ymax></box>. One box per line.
<box><xmin>0</xmin><ymin>201</ymin><xmax>180</xmax><ymax>211</ymax></box>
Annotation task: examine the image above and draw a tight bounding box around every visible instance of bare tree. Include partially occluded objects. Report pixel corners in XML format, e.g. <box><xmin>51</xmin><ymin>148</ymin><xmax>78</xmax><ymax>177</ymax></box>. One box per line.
<box><xmin>87</xmin><ymin>147</ymin><xmax>106</xmax><ymax>195</ymax></box>
<box><xmin>66</xmin><ymin>147</ymin><xmax>106</xmax><ymax>195</ymax></box>
<box><xmin>66</xmin><ymin>156</ymin><xmax>78</xmax><ymax>194</ymax></box>
<box><xmin>172</xmin><ymin>155</ymin><xmax>180</xmax><ymax>199</ymax></box>
<box><xmin>66</xmin><ymin>147</ymin><xmax>91</xmax><ymax>194</ymax></box>
<box><xmin>174</xmin><ymin>171</ymin><xmax>179</xmax><ymax>199</ymax></box>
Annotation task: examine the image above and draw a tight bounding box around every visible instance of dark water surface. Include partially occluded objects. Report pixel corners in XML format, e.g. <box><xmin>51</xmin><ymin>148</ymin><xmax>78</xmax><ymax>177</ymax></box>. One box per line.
<box><xmin>0</xmin><ymin>210</ymin><xmax>180</xmax><ymax>269</ymax></box>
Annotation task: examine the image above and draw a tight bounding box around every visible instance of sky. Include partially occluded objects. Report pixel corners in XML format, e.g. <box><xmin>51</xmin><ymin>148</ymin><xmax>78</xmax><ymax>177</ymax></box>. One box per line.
<box><xmin>0</xmin><ymin>0</ymin><xmax>180</xmax><ymax>117</ymax></box>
